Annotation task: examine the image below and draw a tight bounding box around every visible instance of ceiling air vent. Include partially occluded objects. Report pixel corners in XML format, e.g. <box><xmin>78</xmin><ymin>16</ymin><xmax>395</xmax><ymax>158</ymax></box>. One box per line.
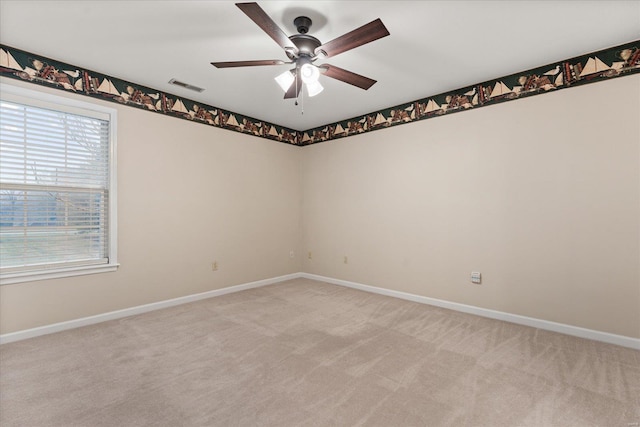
<box><xmin>168</xmin><ymin>78</ymin><xmax>205</xmax><ymax>93</ymax></box>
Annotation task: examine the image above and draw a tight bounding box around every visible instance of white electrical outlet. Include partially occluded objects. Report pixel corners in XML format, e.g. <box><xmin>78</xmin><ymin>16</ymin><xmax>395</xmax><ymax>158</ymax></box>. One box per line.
<box><xmin>289</xmin><ymin>251</ymin><xmax>294</xmax><ymax>258</ymax></box>
<box><xmin>212</xmin><ymin>261</ymin><xmax>218</xmax><ymax>271</ymax></box>
<box><xmin>344</xmin><ymin>256</ymin><xmax>348</xmax><ymax>264</ymax></box>
<box><xmin>471</xmin><ymin>271</ymin><xmax>481</xmax><ymax>284</ymax></box>
<box><xmin>308</xmin><ymin>251</ymin><xmax>312</xmax><ymax>260</ymax></box>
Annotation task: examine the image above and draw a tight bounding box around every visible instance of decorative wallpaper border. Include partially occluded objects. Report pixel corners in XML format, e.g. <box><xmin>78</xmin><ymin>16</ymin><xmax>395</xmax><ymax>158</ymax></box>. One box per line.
<box><xmin>299</xmin><ymin>39</ymin><xmax>640</xmax><ymax>145</ymax></box>
<box><xmin>0</xmin><ymin>45</ymin><xmax>299</xmax><ymax>145</ymax></box>
<box><xmin>1</xmin><ymin>40</ymin><xmax>639</xmax><ymax>147</ymax></box>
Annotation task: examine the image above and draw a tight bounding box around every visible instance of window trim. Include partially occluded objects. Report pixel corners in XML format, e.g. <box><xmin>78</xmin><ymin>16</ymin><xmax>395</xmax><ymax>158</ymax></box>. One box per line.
<box><xmin>0</xmin><ymin>82</ymin><xmax>118</xmax><ymax>285</ymax></box>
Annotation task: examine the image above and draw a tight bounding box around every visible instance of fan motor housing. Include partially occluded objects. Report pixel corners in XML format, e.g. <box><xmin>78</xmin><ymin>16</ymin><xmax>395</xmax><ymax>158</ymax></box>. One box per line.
<box><xmin>288</xmin><ymin>16</ymin><xmax>320</xmax><ymax>59</ymax></box>
<box><xmin>289</xmin><ymin>34</ymin><xmax>321</xmax><ymax>58</ymax></box>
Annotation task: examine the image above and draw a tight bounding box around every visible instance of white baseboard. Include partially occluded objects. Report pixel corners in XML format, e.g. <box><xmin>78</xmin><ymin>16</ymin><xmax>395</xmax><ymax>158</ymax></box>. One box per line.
<box><xmin>3</xmin><ymin>272</ymin><xmax>639</xmax><ymax>350</ymax></box>
<box><xmin>300</xmin><ymin>273</ymin><xmax>640</xmax><ymax>350</ymax></box>
<box><xmin>0</xmin><ymin>273</ymin><xmax>300</xmax><ymax>345</ymax></box>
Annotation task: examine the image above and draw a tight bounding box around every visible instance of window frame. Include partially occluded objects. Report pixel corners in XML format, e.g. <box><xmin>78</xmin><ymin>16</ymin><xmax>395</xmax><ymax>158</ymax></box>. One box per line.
<box><xmin>0</xmin><ymin>82</ymin><xmax>118</xmax><ymax>285</ymax></box>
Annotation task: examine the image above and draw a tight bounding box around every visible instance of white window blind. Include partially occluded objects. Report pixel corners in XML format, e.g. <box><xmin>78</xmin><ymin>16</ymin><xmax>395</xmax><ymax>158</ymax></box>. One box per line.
<box><xmin>0</xmin><ymin>86</ymin><xmax>117</xmax><ymax>283</ymax></box>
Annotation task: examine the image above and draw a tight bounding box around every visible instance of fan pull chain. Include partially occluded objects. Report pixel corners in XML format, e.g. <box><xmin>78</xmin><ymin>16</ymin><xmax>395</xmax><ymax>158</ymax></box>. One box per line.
<box><xmin>294</xmin><ymin>73</ymin><xmax>299</xmax><ymax>107</ymax></box>
<box><xmin>293</xmin><ymin>72</ymin><xmax>303</xmax><ymax>114</ymax></box>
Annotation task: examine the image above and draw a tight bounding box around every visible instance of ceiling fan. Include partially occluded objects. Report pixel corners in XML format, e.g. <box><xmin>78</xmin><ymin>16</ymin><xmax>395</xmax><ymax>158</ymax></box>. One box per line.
<box><xmin>211</xmin><ymin>2</ymin><xmax>390</xmax><ymax>99</ymax></box>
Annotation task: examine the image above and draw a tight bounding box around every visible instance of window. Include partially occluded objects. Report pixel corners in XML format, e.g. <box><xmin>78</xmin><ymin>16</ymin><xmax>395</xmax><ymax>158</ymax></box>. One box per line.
<box><xmin>0</xmin><ymin>83</ymin><xmax>117</xmax><ymax>284</ymax></box>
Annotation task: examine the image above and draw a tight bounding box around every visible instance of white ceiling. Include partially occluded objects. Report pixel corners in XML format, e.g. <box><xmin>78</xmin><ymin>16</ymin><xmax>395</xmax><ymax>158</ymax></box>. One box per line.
<box><xmin>1</xmin><ymin>1</ymin><xmax>639</xmax><ymax>130</ymax></box>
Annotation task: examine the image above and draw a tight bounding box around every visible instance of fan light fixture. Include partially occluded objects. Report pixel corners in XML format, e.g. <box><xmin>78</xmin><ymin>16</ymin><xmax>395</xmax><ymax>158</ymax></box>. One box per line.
<box><xmin>274</xmin><ymin>70</ymin><xmax>295</xmax><ymax>92</ymax></box>
<box><xmin>300</xmin><ymin>63</ymin><xmax>323</xmax><ymax>96</ymax></box>
<box><xmin>273</xmin><ymin>64</ymin><xmax>324</xmax><ymax>98</ymax></box>
<box><xmin>300</xmin><ymin>63</ymin><xmax>319</xmax><ymax>84</ymax></box>
<box><xmin>305</xmin><ymin>80</ymin><xmax>324</xmax><ymax>97</ymax></box>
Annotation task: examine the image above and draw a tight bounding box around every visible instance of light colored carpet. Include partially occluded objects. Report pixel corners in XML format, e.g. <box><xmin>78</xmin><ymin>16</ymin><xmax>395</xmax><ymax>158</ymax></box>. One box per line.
<box><xmin>1</xmin><ymin>278</ymin><xmax>638</xmax><ymax>426</ymax></box>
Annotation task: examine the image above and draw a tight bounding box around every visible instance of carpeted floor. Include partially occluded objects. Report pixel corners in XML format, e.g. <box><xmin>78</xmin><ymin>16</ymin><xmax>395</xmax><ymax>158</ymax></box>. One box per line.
<box><xmin>1</xmin><ymin>278</ymin><xmax>638</xmax><ymax>426</ymax></box>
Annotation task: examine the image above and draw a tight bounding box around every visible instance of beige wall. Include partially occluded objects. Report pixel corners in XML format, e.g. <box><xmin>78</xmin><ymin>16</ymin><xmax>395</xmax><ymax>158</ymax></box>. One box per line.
<box><xmin>302</xmin><ymin>75</ymin><xmax>640</xmax><ymax>339</ymax></box>
<box><xmin>2</xmin><ymin>75</ymin><xmax>639</xmax><ymax>340</ymax></box>
<box><xmin>0</xmin><ymin>78</ymin><xmax>303</xmax><ymax>334</ymax></box>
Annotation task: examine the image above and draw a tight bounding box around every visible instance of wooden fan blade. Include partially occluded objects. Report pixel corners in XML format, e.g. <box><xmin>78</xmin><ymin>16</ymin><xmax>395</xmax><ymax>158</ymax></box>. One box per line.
<box><xmin>314</xmin><ymin>18</ymin><xmax>389</xmax><ymax>58</ymax></box>
<box><xmin>284</xmin><ymin>76</ymin><xmax>301</xmax><ymax>99</ymax></box>
<box><xmin>211</xmin><ymin>60</ymin><xmax>285</xmax><ymax>68</ymax></box>
<box><xmin>321</xmin><ymin>64</ymin><xmax>377</xmax><ymax>90</ymax></box>
<box><xmin>236</xmin><ymin>3</ymin><xmax>297</xmax><ymax>52</ymax></box>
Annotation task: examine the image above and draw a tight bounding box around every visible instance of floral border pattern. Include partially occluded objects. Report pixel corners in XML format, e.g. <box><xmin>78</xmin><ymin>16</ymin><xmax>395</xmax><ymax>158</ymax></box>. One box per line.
<box><xmin>2</xmin><ymin>41</ymin><xmax>639</xmax><ymax>147</ymax></box>
<box><xmin>299</xmin><ymin>40</ymin><xmax>640</xmax><ymax>145</ymax></box>
<box><xmin>0</xmin><ymin>45</ymin><xmax>299</xmax><ymax>145</ymax></box>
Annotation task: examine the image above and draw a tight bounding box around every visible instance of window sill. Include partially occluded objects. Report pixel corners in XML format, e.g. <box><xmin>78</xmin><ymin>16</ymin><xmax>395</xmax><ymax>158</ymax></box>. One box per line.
<box><xmin>0</xmin><ymin>263</ymin><xmax>120</xmax><ymax>285</ymax></box>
